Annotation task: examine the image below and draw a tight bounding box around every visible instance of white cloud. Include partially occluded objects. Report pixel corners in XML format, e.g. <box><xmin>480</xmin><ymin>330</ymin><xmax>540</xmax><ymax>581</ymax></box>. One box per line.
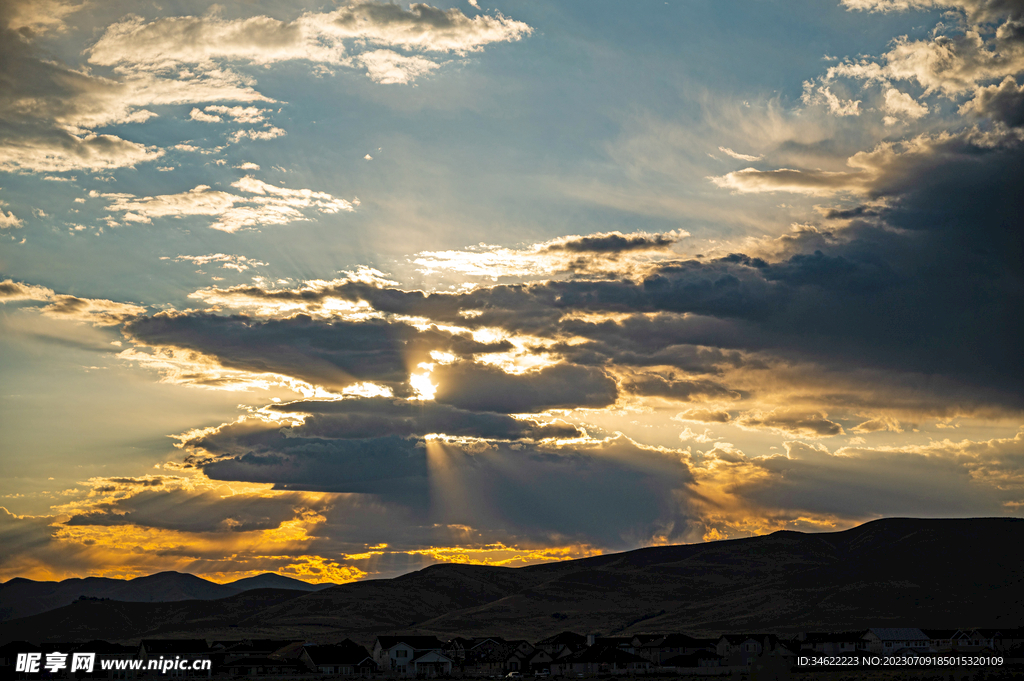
<box><xmin>0</xmin><ymin>132</ymin><xmax>163</xmax><ymax>173</ymax></box>
<box><xmin>193</xmin><ymin>106</ymin><xmax>270</xmax><ymax>124</ymax></box>
<box><xmin>229</xmin><ymin>127</ymin><xmax>287</xmax><ymax>143</ymax></box>
<box><xmin>840</xmin><ymin>0</ymin><xmax>1022</xmax><ymax>23</ymax></box>
<box><xmin>351</xmin><ymin>49</ymin><xmax>441</xmax><ymax>84</ymax></box>
<box><xmin>86</xmin><ymin>2</ymin><xmax>532</xmax><ymax>84</ymax></box>
<box><xmin>189</xmin><ymin>108</ymin><xmax>223</xmax><ymax>123</ymax></box>
<box><xmin>802</xmin><ymin>83</ymin><xmax>862</xmax><ymax>116</ymax></box>
<box><xmin>1</xmin><ymin>1</ymin><xmax>532</xmax><ymax>176</ymax></box>
<box><xmin>5</xmin><ymin>0</ymin><xmax>87</xmax><ymax>34</ymax></box>
<box><xmin>234</xmin><ymin>162</ymin><xmax>261</xmax><ymax>170</ymax></box>
<box><xmin>0</xmin><ymin>279</ymin><xmax>145</xmax><ymax>325</ymax></box>
<box><xmin>825</xmin><ymin>24</ymin><xmax>1024</xmax><ymax>97</ymax></box>
<box><xmin>87</xmin><ymin>14</ymin><xmax>341</xmax><ymax>70</ymax></box>
<box><xmin>174</xmin><ymin>254</ymin><xmax>268</xmax><ymax>272</ymax></box>
<box><xmin>710</xmin><ymin>167</ymin><xmax>868</xmax><ymax>195</ymax></box>
<box><xmin>882</xmin><ymin>87</ymin><xmax>929</xmax><ymax>121</ymax></box>
<box><xmin>718</xmin><ymin>147</ymin><xmax>763</xmax><ymax>161</ymax></box>
<box><xmin>0</xmin><ymin>211</ymin><xmax>24</xmax><ymax>229</ymax></box>
<box><xmin>326</xmin><ymin>2</ymin><xmax>532</xmax><ymax>53</ymax></box>
<box><xmin>105</xmin><ymin>176</ymin><xmax>355</xmax><ymax>233</ymax></box>
<box><xmin>414</xmin><ymin>230</ymin><xmax>688</xmax><ymax>279</ymax></box>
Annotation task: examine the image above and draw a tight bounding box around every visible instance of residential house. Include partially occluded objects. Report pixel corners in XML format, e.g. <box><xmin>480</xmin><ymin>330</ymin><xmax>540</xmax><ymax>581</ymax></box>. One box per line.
<box><xmin>302</xmin><ymin>642</ymin><xmax>377</xmax><ymax>676</ymax></box>
<box><xmin>549</xmin><ymin>646</ymin><xmax>649</xmax><ymax>676</ymax></box>
<box><xmin>535</xmin><ymin>632</ymin><xmax>587</xmax><ymax>658</ymax></box>
<box><xmin>920</xmin><ymin>629</ymin><xmax>959</xmax><ymax>651</ymax></box>
<box><xmin>642</xmin><ymin>634</ymin><xmax>714</xmax><ymax>664</ymax></box>
<box><xmin>442</xmin><ymin>638</ymin><xmax>476</xmax><ymax>663</ymax></box>
<box><xmin>445</xmin><ymin>638</ymin><xmax>513</xmax><ymax>676</ymax></box>
<box><xmin>522</xmin><ymin>649</ymin><xmax>554</xmax><ymax>674</ymax></box>
<box><xmin>372</xmin><ymin>637</ymin><xmax>451</xmax><ymax>678</ymax></box>
<box><xmin>216</xmin><ymin>640</ymin><xmax>301</xmax><ymax>665</ymax></box>
<box><xmin>861</xmin><ymin>629</ymin><xmax>930</xmax><ymax>654</ymax></box>
<box><xmin>798</xmin><ymin>632</ymin><xmax>867</xmax><ymax>654</ymax></box>
<box><xmin>661</xmin><ymin>652</ymin><xmax>723</xmax><ymax>670</ymax></box>
<box><xmin>716</xmin><ymin>635</ymin><xmax>761</xmax><ymax>666</ymax></box>
<box><xmin>221</xmin><ymin>656</ymin><xmax>305</xmax><ymax>676</ymax></box>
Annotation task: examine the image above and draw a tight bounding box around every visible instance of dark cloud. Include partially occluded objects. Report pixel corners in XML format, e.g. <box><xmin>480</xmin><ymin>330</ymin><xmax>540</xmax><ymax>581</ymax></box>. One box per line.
<box><xmin>964</xmin><ymin>76</ymin><xmax>1024</xmax><ymax>127</ymax></box>
<box><xmin>431</xmin><ymin>362</ymin><xmax>618</xmax><ymax>413</ymax></box>
<box><xmin>185</xmin><ymin>429</ymin><xmax>696</xmax><ymax>549</ymax></box>
<box><xmin>729</xmin><ymin>441</ymin><xmax>1008</xmax><ymax>519</ymax></box>
<box><xmin>737</xmin><ymin>409</ymin><xmax>844</xmax><ymax>437</ymax></box>
<box><xmin>621</xmin><ymin>374</ymin><xmax>741</xmax><ymax>401</ymax></box>
<box><xmin>124</xmin><ymin>312</ymin><xmax>511</xmax><ymax>393</ymax></box>
<box><xmin>270</xmin><ymin>397</ymin><xmax>581</xmax><ymax>440</ymax></box>
<box><xmin>542</xmin><ymin>232</ymin><xmax>679</xmax><ymax>254</ymax></box>
<box><xmin>675</xmin><ymin>407</ymin><xmax>733</xmax><ymax>423</ymax></box>
<box><xmin>192</xmin><ymin>432</ymin><xmax>429</xmax><ymax>495</ymax></box>
<box><xmin>185</xmin><ymin>137</ymin><xmax>1024</xmax><ymax>412</ymax></box>
<box><xmin>0</xmin><ymin>2</ymin><xmax>160</xmax><ymax>172</ymax></box>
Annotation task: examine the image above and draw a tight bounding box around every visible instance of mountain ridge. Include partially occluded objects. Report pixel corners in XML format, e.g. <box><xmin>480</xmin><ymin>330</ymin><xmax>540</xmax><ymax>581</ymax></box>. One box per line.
<box><xmin>1</xmin><ymin>518</ymin><xmax>1021</xmax><ymax>645</ymax></box>
<box><xmin>0</xmin><ymin>571</ymin><xmax>335</xmax><ymax>622</ymax></box>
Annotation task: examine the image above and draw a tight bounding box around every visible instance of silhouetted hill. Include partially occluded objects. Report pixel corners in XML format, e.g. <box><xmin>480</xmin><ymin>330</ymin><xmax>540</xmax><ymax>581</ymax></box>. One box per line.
<box><xmin>0</xmin><ymin>571</ymin><xmax>333</xmax><ymax>622</ymax></box>
<box><xmin>223</xmin><ymin>573</ymin><xmax>333</xmax><ymax>592</ymax></box>
<box><xmin>1</xmin><ymin>518</ymin><xmax>1021</xmax><ymax>645</ymax></box>
<box><xmin>0</xmin><ymin>589</ymin><xmax>306</xmax><ymax>643</ymax></box>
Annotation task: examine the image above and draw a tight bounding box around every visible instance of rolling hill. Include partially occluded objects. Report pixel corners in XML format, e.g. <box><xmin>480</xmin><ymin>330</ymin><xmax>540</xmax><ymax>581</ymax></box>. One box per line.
<box><xmin>2</xmin><ymin>518</ymin><xmax>1021</xmax><ymax>645</ymax></box>
<box><xmin>0</xmin><ymin>571</ymin><xmax>334</xmax><ymax>622</ymax></box>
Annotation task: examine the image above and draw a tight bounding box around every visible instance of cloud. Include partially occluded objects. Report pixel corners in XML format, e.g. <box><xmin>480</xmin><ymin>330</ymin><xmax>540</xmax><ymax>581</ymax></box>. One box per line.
<box><xmin>709</xmin><ymin>167</ymin><xmax>868</xmax><ymax>195</ymax></box>
<box><xmin>718</xmin><ymin>146</ymin><xmax>763</xmax><ymax>161</ymax></box>
<box><xmin>0</xmin><ymin>129</ymin><xmax>163</xmax><ymax>174</ymax></box>
<box><xmin>191</xmin><ymin>105</ymin><xmax>269</xmax><ymax>124</ymax></box>
<box><xmin>0</xmin><ymin>279</ymin><xmax>54</xmax><ymax>301</ymax></box>
<box><xmin>0</xmin><ymin>210</ymin><xmax>23</xmax><ymax>229</ymax></box>
<box><xmin>840</xmin><ymin>0</ymin><xmax>1024</xmax><ymax>24</ymax></box>
<box><xmin>38</xmin><ymin>296</ymin><xmax>146</xmax><ymax>326</ymax></box>
<box><xmin>621</xmin><ymin>374</ymin><xmax>741</xmax><ymax>402</ymax></box>
<box><xmin>851</xmin><ymin>416</ymin><xmax>904</xmax><ymax>433</ymax></box>
<box><xmin>737</xmin><ymin>408</ymin><xmax>845</xmax><ymax>437</ymax></box>
<box><xmin>0</xmin><ymin>279</ymin><xmax>145</xmax><ymax>325</ymax></box>
<box><xmin>87</xmin><ymin>2</ymin><xmax>532</xmax><ymax>84</ymax></box>
<box><xmin>0</xmin><ymin>2</ymin><xmax>272</xmax><ymax>173</ymax></box>
<box><xmin>432</xmin><ymin>362</ymin><xmax>618</xmax><ymax>413</ymax></box>
<box><xmin>229</xmin><ymin>127</ymin><xmax>288</xmax><ymax>143</ymax></box>
<box><xmin>5</xmin><ymin>0</ymin><xmax>87</xmax><ymax>34</ymax></box>
<box><xmin>694</xmin><ymin>431</ymin><xmax>1024</xmax><ymax>531</ymax></box>
<box><xmin>352</xmin><ymin>49</ymin><xmax>442</xmax><ymax>84</ymax></box>
<box><xmin>414</xmin><ymin>230</ymin><xmax>687</xmax><ymax>279</ymax></box>
<box><xmin>824</xmin><ymin>11</ymin><xmax>1024</xmax><ymax>97</ymax></box>
<box><xmin>180</xmin><ymin>425</ymin><xmax>697</xmax><ymax>550</ymax></box>
<box><xmin>268</xmin><ymin>397</ymin><xmax>582</xmax><ymax>440</ymax></box>
<box><xmin>123</xmin><ymin>312</ymin><xmax>513</xmax><ymax>395</ymax></box>
<box><xmin>961</xmin><ymin>76</ymin><xmax>1024</xmax><ymax>126</ymax></box>
<box><xmin>104</xmin><ymin>176</ymin><xmax>355</xmax><ymax>232</ymax></box>
<box><xmin>326</xmin><ymin>2</ymin><xmax>532</xmax><ymax>52</ymax></box>
<box><xmin>173</xmin><ymin>253</ymin><xmax>268</xmax><ymax>272</ymax></box>
<box><xmin>882</xmin><ymin>87</ymin><xmax>929</xmax><ymax>121</ymax></box>
<box><xmin>802</xmin><ymin>84</ymin><xmax>862</xmax><ymax>116</ymax></box>
<box><xmin>0</xmin><ymin>0</ymin><xmax>533</xmax><ymax>176</ymax></box>
<box><xmin>541</xmin><ymin>231</ymin><xmax>684</xmax><ymax>254</ymax></box>
<box><xmin>675</xmin><ymin>407</ymin><xmax>734</xmax><ymax>423</ymax></box>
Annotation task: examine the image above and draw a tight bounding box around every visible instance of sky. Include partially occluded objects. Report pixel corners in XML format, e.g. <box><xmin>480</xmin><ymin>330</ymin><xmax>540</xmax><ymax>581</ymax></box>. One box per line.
<box><xmin>0</xmin><ymin>0</ymin><xmax>1022</xmax><ymax>585</ymax></box>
